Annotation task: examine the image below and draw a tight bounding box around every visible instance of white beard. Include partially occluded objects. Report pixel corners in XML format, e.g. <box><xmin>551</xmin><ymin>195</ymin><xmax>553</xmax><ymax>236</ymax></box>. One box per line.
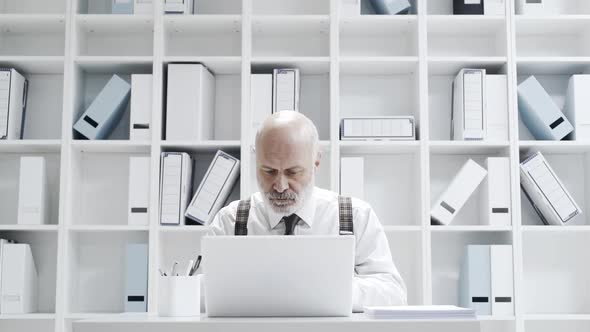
<box><xmin>261</xmin><ymin>174</ymin><xmax>315</xmax><ymax>216</ymax></box>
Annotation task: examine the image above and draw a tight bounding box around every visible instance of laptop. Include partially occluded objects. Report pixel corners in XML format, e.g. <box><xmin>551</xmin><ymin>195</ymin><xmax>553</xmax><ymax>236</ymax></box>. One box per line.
<box><xmin>202</xmin><ymin>235</ymin><xmax>355</xmax><ymax>317</ymax></box>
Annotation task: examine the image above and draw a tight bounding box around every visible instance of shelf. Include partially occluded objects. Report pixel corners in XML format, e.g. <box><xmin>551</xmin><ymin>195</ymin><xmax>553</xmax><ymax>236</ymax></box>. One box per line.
<box><xmin>252</xmin><ymin>0</ymin><xmax>330</xmax><ymax>15</ymax></box>
<box><xmin>0</xmin><ymin>15</ymin><xmax>65</xmax><ymax>56</ymax></box>
<box><xmin>161</xmin><ymin>140</ymin><xmax>241</xmax><ymax>152</ymax></box>
<box><xmin>68</xmin><ymin>225</ymin><xmax>149</xmax><ymax>232</ymax></box>
<box><xmin>525</xmin><ymin>314</ymin><xmax>590</xmax><ymax>321</ymax></box>
<box><xmin>429</xmin><ymin>141</ymin><xmax>510</xmax><ymax>155</ymax></box>
<box><xmin>0</xmin><ymin>140</ymin><xmax>62</xmax><ymax>153</ymax></box>
<box><xmin>251</xmin><ymin>56</ymin><xmax>330</xmax><ymax>74</ymax></box>
<box><xmin>70</xmin><ymin>140</ymin><xmax>151</xmax><ymax>153</ymax></box>
<box><xmin>74</xmin><ymin>56</ymin><xmax>154</xmax><ymax>73</ymax></box>
<box><xmin>0</xmin><ymin>224</ymin><xmax>59</xmax><ymax>231</ymax></box>
<box><xmin>0</xmin><ymin>56</ymin><xmax>64</xmax><ymax>73</ymax></box>
<box><xmin>521</xmin><ymin>226</ymin><xmax>590</xmax><ymax>232</ymax></box>
<box><xmin>339</xmin><ymin>141</ymin><xmax>420</xmax><ymax>154</ymax></box>
<box><xmin>0</xmin><ymin>313</ymin><xmax>55</xmax><ymax>320</ymax></box>
<box><xmin>339</xmin><ymin>16</ymin><xmax>417</xmax><ymax>57</ymax></box>
<box><xmin>76</xmin><ymin>14</ymin><xmax>153</xmax><ymax>25</ymax></box>
<box><xmin>516</xmin><ymin>57</ymin><xmax>590</xmax><ymax>75</ymax></box>
<box><xmin>339</xmin><ymin>57</ymin><xmax>418</xmax><ymax>75</ymax></box>
<box><xmin>428</xmin><ymin>57</ymin><xmax>508</xmax><ymax>75</ymax></box>
<box><xmin>429</xmin><ymin>225</ymin><xmax>513</xmax><ymax>232</ymax></box>
<box><xmin>519</xmin><ymin>141</ymin><xmax>590</xmax><ymax>154</ymax></box>
<box><xmin>159</xmin><ymin>225</ymin><xmax>211</xmax><ymax>232</ymax></box>
<box><xmin>383</xmin><ymin>226</ymin><xmax>422</xmax><ymax>232</ymax></box>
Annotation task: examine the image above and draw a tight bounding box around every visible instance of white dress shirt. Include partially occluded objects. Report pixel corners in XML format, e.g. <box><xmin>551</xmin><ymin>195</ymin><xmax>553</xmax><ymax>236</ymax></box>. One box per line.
<box><xmin>208</xmin><ymin>186</ymin><xmax>408</xmax><ymax>312</ymax></box>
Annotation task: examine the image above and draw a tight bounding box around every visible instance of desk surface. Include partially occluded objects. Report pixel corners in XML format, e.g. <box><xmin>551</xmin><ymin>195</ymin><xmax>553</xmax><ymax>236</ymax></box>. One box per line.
<box><xmin>73</xmin><ymin>313</ymin><xmax>481</xmax><ymax>332</ymax></box>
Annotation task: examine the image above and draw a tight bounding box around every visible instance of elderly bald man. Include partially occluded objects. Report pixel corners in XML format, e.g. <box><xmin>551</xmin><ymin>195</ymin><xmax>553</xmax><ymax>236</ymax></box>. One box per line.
<box><xmin>209</xmin><ymin>111</ymin><xmax>407</xmax><ymax>312</ymax></box>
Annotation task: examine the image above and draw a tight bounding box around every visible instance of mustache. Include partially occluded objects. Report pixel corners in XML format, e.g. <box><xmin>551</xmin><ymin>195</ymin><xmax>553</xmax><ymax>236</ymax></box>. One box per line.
<box><xmin>265</xmin><ymin>190</ymin><xmax>298</xmax><ymax>200</ymax></box>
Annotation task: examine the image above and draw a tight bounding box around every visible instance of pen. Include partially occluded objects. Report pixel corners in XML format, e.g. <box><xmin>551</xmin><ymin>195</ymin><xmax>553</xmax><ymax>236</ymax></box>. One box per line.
<box><xmin>189</xmin><ymin>255</ymin><xmax>201</xmax><ymax>276</ymax></box>
<box><xmin>158</xmin><ymin>268</ymin><xmax>166</xmax><ymax>277</ymax></box>
<box><xmin>185</xmin><ymin>260</ymin><xmax>194</xmax><ymax>276</ymax></box>
<box><xmin>170</xmin><ymin>261</ymin><xmax>178</xmax><ymax>276</ymax></box>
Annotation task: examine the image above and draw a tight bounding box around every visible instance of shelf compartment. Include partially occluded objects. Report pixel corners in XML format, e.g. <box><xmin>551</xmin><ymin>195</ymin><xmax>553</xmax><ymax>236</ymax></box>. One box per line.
<box><xmin>0</xmin><ymin>14</ymin><xmax>65</xmax><ymax>56</ymax></box>
<box><xmin>164</xmin><ymin>15</ymin><xmax>241</xmax><ymax>57</ymax></box>
<box><xmin>385</xmin><ymin>230</ymin><xmax>423</xmax><ymax>305</ymax></box>
<box><xmin>516</xmin><ymin>17</ymin><xmax>590</xmax><ymax>57</ymax></box>
<box><xmin>0</xmin><ymin>230</ymin><xmax>58</xmax><ymax>314</ymax></box>
<box><xmin>67</xmin><ymin>230</ymin><xmax>148</xmax><ymax>313</ymax></box>
<box><xmin>252</xmin><ymin>15</ymin><xmax>329</xmax><ymax>57</ymax></box>
<box><xmin>523</xmin><ymin>231</ymin><xmax>590</xmax><ymax>315</ymax></box>
<box><xmin>339</xmin><ymin>151</ymin><xmax>422</xmax><ymax>226</ymax></box>
<box><xmin>431</xmin><ymin>231</ymin><xmax>513</xmax><ymax>308</ymax></box>
<box><xmin>339</xmin><ymin>16</ymin><xmax>418</xmax><ymax>57</ymax></box>
<box><xmin>69</xmin><ymin>150</ymin><xmax>150</xmax><ymax>226</ymax></box>
<box><xmin>427</xmin><ymin>16</ymin><xmax>507</xmax><ymax>57</ymax></box>
<box><xmin>339</xmin><ymin>64</ymin><xmax>420</xmax><ymax>139</ymax></box>
<box><xmin>71</xmin><ymin>61</ymin><xmax>152</xmax><ymax>141</ymax></box>
<box><xmin>0</xmin><ymin>0</ymin><xmax>65</xmax><ymax>14</ymax></box>
<box><xmin>75</xmin><ymin>15</ymin><xmax>154</xmax><ymax>56</ymax></box>
<box><xmin>518</xmin><ymin>150</ymin><xmax>590</xmax><ymax>226</ymax></box>
<box><xmin>0</xmin><ymin>152</ymin><xmax>61</xmax><ymax>226</ymax></box>
<box><xmin>0</xmin><ymin>319</ymin><xmax>54</xmax><ymax>332</ymax></box>
<box><xmin>429</xmin><ymin>152</ymin><xmax>512</xmax><ymax>226</ymax></box>
<box><xmin>162</xmin><ymin>62</ymin><xmax>241</xmax><ymax>141</ymax></box>
<box><xmin>339</xmin><ymin>141</ymin><xmax>420</xmax><ymax>154</ymax></box>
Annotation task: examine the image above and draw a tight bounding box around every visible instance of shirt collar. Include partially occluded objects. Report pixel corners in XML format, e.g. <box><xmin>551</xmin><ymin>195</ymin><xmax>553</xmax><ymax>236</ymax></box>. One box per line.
<box><xmin>263</xmin><ymin>187</ymin><xmax>317</xmax><ymax>230</ymax></box>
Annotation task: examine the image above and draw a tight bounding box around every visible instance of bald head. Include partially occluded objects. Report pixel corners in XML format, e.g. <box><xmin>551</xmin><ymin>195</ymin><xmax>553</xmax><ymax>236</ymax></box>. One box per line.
<box><xmin>254</xmin><ymin>111</ymin><xmax>321</xmax><ymax>214</ymax></box>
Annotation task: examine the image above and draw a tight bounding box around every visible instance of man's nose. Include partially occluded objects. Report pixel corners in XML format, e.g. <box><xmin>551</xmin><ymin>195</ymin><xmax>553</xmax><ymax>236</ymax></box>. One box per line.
<box><xmin>273</xmin><ymin>175</ymin><xmax>288</xmax><ymax>193</ymax></box>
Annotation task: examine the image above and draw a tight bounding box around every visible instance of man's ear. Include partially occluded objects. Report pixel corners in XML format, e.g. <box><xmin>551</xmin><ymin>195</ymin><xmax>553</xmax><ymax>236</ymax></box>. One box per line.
<box><xmin>314</xmin><ymin>150</ymin><xmax>322</xmax><ymax>170</ymax></box>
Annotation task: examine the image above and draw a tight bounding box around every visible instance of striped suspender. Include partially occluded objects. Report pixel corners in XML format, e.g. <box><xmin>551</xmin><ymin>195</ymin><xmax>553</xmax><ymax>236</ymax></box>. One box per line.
<box><xmin>338</xmin><ymin>196</ymin><xmax>354</xmax><ymax>235</ymax></box>
<box><xmin>235</xmin><ymin>199</ymin><xmax>250</xmax><ymax>236</ymax></box>
<box><xmin>233</xmin><ymin>196</ymin><xmax>354</xmax><ymax>235</ymax></box>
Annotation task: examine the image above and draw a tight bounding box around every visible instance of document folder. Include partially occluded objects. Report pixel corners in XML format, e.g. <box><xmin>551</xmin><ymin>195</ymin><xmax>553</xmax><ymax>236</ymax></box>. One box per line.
<box><xmin>454</xmin><ymin>0</ymin><xmax>484</xmax><ymax>14</ymax></box>
<box><xmin>340</xmin><ymin>116</ymin><xmax>415</xmax><ymax>140</ymax></box>
<box><xmin>516</xmin><ymin>0</ymin><xmax>545</xmax><ymax>15</ymax></box>
<box><xmin>0</xmin><ymin>243</ymin><xmax>37</xmax><ymax>314</ymax></box>
<box><xmin>459</xmin><ymin>245</ymin><xmax>491</xmax><ymax>315</ymax></box>
<box><xmin>185</xmin><ymin>150</ymin><xmax>240</xmax><ymax>225</ymax></box>
<box><xmin>491</xmin><ymin>245</ymin><xmax>514</xmax><ymax>316</ymax></box>
<box><xmin>520</xmin><ymin>151</ymin><xmax>581</xmax><ymax>226</ymax></box>
<box><xmin>17</xmin><ymin>156</ymin><xmax>47</xmax><ymax>225</ymax></box>
<box><xmin>0</xmin><ymin>68</ymin><xmax>28</xmax><ymax>140</ymax></box>
<box><xmin>486</xmin><ymin>75</ymin><xmax>509</xmax><ymax>141</ymax></box>
<box><xmin>431</xmin><ymin>159</ymin><xmax>487</xmax><ymax>225</ymax></box>
<box><xmin>73</xmin><ymin>74</ymin><xmax>131</xmax><ymax>140</ymax></box>
<box><xmin>452</xmin><ymin>68</ymin><xmax>486</xmax><ymax>140</ymax></box>
<box><xmin>130</xmin><ymin>74</ymin><xmax>152</xmax><ymax>141</ymax></box>
<box><xmin>164</xmin><ymin>0</ymin><xmax>193</xmax><ymax>14</ymax></box>
<box><xmin>166</xmin><ymin>63</ymin><xmax>215</xmax><ymax>140</ymax></box>
<box><xmin>480</xmin><ymin>157</ymin><xmax>511</xmax><ymax>226</ymax></box>
<box><xmin>159</xmin><ymin>152</ymin><xmax>193</xmax><ymax>225</ymax></box>
<box><xmin>125</xmin><ymin>243</ymin><xmax>148</xmax><ymax>312</ymax></box>
<box><xmin>128</xmin><ymin>156</ymin><xmax>150</xmax><ymax>226</ymax></box>
<box><xmin>517</xmin><ymin>75</ymin><xmax>573</xmax><ymax>141</ymax></box>
<box><xmin>112</xmin><ymin>0</ymin><xmax>133</xmax><ymax>14</ymax></box>
<box><xmin>250</xmin><ymin>74</ymin><xmax>272</xmax><ymax>145</ymax></box>
<box><xmin>564</xmin><ymin>75</ymin><xmax>590</xmax><ymax>141</ymax></box>
<box><xmin>272</xmin><ymin>68</ymin><xmax>300</xmax><ymax>113</ymax></box>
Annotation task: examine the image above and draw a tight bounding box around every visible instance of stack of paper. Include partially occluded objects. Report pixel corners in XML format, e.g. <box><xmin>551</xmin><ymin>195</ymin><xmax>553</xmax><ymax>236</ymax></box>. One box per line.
<box><xmin>364</xmin><ymin>305</ymin><xmax>476</xmax><ymax>319</ymax></box>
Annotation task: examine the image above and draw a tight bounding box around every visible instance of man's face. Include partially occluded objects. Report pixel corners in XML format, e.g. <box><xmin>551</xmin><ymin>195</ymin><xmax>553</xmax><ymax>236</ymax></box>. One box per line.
<box><xmin>256</xmin><ymin>133</ymin><xmax>319</xmax><ymax>215</ymax></box>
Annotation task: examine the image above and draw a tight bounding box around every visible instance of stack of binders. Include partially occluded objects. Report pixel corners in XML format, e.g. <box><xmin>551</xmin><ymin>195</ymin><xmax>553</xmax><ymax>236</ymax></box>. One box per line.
<box><xmin>520</xmin><ymin>151</ymin><xmax>582</xmax><ymax>226</ymax></box>
<box><xmin>0</xmin><ymin>242</ymin><xmax>38</xmax><ymax>314</ymax></box>
<box><xmin>432</xmin><ymin>157</ymin><xmax>511</xmax><ymax>226</ymax></box>
<box><xmin>185</xmin><ymin>151</ymin><xmax>240</xmax><ymax>225</ymax></box>
<box><xmin>0</xmin><ymin>68</ymin><xmax>28</xmax><ymax>140</ymax></box>
<box><xmin>452</xmin><ymin>69</ymin><xmax>509</xmax><ymax>141</ymax></box>
<box><xmin>459</xmin><ymin>245</ymin><xmax>514</xmax><ymax>316</ymax></box>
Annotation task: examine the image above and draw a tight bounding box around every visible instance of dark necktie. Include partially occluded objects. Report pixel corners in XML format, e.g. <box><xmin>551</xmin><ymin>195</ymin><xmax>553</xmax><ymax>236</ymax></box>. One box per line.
<box><xmin>281</xmin><ymin>214</ymin><xmax>300</xmax><ymax>235</ymax></box>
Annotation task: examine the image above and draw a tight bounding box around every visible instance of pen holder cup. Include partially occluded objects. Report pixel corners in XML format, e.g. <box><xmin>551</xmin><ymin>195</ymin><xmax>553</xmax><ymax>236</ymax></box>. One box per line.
<box><xmin>158</xmin><ymin>274</ymin><xmax>202</xmax><ymax>317</ymax></box>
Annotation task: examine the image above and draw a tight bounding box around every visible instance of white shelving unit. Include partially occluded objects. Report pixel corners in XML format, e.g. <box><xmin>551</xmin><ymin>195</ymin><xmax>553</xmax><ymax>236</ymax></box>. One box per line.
<box><xmin>0</xmin><ymin>1</ymin><xmax>589</xmax><ymax>332</ymax></box>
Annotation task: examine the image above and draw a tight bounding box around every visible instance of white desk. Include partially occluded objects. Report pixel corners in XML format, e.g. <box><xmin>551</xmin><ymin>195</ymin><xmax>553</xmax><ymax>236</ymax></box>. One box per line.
<box><xmin>73</xmin><ymin>313</ymin><xmax>481</xmax><ymax>332</ymax></box>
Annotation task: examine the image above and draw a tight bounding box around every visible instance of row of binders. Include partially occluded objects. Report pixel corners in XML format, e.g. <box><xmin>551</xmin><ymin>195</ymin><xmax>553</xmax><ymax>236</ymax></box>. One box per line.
<box><xmin>0</xmin><ymin>68</ymin><xmax>28</xmax><ymax>140</ymax></box>
<box><xmin>451</xmin><ymin>69</ymin><xmax>508</xmax><ymax>141</ymax></box>
<box><xmin>431</xmin><ymin>157</ymin><xmax>511</xmax><ymax>226</ymax></box>
<box><xmin>518</xmin><ymin>75</ymin><xmax>590</xmax><ymax>141</ymax></box>
<box><xmin>159</xmin><ymin>150</ymin><xmax>240</xmax><ymax>226</ymax></box>
<box><xmin>460</xmin><ymin>245</ymin><xmax>514</xmax><ymax>316</ymax></box>
<box><xmin>0</xmin><ymin>240</ymin><xmax>37</xmax><ymax>314</ymax></box>
<box><xmin>74</xmin><ymin>74</ymin><xmax>152</xmax><ymax>140</ymax></box>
